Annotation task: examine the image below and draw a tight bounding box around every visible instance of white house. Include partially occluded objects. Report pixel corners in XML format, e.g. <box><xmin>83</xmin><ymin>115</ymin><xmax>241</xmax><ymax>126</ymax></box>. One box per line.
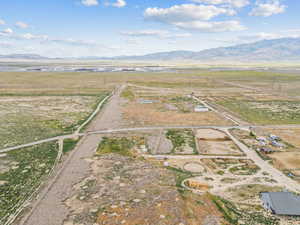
<box><xmin>194</xmin><ymin>105</ymin><xmax>209</xmax><ymax>112</ymax></box>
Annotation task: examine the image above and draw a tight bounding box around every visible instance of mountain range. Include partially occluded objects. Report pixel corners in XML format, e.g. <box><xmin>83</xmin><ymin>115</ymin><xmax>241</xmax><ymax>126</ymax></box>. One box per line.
<box><xmin>109</xmin><ymin>37</ymin><xmax>300</xmax><ymax>62</ymax></box>
<box><xmin>1</xmin><ymin>37</ymin><xmax>300</xmax><ymax>62</ymax></box>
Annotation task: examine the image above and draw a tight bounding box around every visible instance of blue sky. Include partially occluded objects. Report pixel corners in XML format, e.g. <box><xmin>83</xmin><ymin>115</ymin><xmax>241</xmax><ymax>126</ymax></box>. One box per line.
<box><xmin>0</xmin><ymin>0</ymin><xmax>299</xmax><ymax>57</ymax></box>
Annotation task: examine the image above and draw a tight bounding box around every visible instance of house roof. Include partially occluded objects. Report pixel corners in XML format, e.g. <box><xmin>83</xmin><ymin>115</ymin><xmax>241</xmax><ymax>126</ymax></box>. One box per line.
<box><xmin>261</xmin><ymin>192</ymin><xmax>300</xmax><ymax>216</ymax></box>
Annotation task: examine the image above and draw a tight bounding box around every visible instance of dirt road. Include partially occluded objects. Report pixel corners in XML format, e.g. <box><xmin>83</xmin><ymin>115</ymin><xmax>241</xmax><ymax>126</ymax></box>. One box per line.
<box><xmin>19</xmin><ymin>86</ymin><xmax>125</xmax><ymax>225</ymax></box>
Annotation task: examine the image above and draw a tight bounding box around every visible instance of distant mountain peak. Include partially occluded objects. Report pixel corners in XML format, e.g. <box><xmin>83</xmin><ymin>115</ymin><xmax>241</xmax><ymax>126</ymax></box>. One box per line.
<box><xmin>0</xmin><ymin>54</ymin><xmax>48</xmax><ymax>59</ymax></box>
<box><xmin>106</xmin><ymin>37</ymin><xmax>300</xmax><ymax>62</ymax></box>
<box><xmin>1</xmin><ymin>37</ymin><xmax>300</xmax><ymax>62</ymax></box>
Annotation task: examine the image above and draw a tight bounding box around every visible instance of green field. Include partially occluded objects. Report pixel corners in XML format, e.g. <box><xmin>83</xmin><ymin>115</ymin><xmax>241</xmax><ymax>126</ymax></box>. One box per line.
<box><xmin>217</xmin><ymin>99</ymin><xmax>300</xmax><ymax>125</ymax></box>
<box><xmin>0</xmin><ymin>142</ymin><xmax>58</xmax><ymax>223</ymax></box>
<box><xmin>0</xmin><ymin>94</ymin><xmax>106</xmax><ymax>149</ymax></box>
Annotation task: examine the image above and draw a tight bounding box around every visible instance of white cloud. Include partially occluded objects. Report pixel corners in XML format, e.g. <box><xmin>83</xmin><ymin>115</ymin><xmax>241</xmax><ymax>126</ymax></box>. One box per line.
<box><xmin>144</xmin><ymin>4</ymin><xmax>236</xmax><ymax>23</ymax></box>
<box><xmin>0</xmin><ymin>30</ymin><xmax>99</xmax><ymax>47</ymax></box>
<box><xmin>22</xmin><ymin>33</ymin><xmax>48</xmax><ymax>40</ymax></box>
<box><xmin>249</xmin><ymin>0</ymin><xmax>286</xmax><ymax>17</ymax></box>
<box><xmin>190</xmin><ymin>0</ymin><xmax>250</xmax><ymax>8</ymax></box>
<box><xmin>173</xmin><ymin>20</ymin><xmax>246</xmax><ymax>32</ymax></box>
<box><xmin>81</xmin><ymin>0</ymin><xmax>99</xmax><ymax>6</ymax></box>
<box><xmin>121</xmin><ymin>29</ymin><xmax>192</xmax><ymax>38</ymax></box>
<box><xmin>49</xmin><ymin>38</ymin><xmax>98</xmax><ymax>46</ymax></box>
<box><xmin>216</xmin><ymin>31</ymin><xmax>300</xmax><ymax>45</ymax></box>
<box><xmin>16</xmin><ymin>21</ymin><xmax>29</xmax><ymax>29</ymax></box>
<box><xmin>0</xmin><ymin>19</ymin><xmax>5</xmax><ymax>25</ymax></box>
<box><xmin>3</xmin><ymin>28</ymin><xmax>13</xmax><ymax>34</ymax></box>
<box><xmin>121</xmin><ymin>30</ymin><xmax>169</xmax><ymax>37</ymax></box>
<box><xmin>143</xmin><ymin>4</ymin><xmax>244</xmax><ymax>33</ymax></box>
<box><xmin>241</xmin><ymin>32</ymin><xmax>300</xmax><ymax>41</ymax></box>
<box><xmin>239</xmin><ymin>32</ymin><xmax>283</xmax><ymax>41</ymax></box>
<box><xmin>112</xmin><ymin>0</ymin><xmax>126</xmax><ymax>8</ymax></box>
<box><xmin>0</xmin><ymin>41</ymin><xmax>13</xmax><ymax>48</ymax></box>
<box><xmin>125</xmin><ymin>38</ymin><xmax>141</xmax><ymax>45</ymax></box>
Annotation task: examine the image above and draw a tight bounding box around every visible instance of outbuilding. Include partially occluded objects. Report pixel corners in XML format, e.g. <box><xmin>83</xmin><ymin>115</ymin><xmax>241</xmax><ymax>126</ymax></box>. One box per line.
<box><xmin>260</xmin><ymin>147</ymin><xmax>274</xmax><ymax>154</ymax></box>
<box><xmin>194</xmin><ymin>105</ymin><xmax>209</xmax><ymax>112</ymax></box>
<box><xmin>260</xmin><ymin>192</ymin><xmax>300</xmax><ymax>216</ymax></box>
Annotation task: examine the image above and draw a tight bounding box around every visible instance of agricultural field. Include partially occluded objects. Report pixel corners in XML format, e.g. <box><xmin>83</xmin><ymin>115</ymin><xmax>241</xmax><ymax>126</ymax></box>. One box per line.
<box><xmin>0</xmin><ymin>95</ymin><xmax>106</xmax><ymax>149</ymax></box>
<box><xmin>0</xmin><ymin>142</ymin><xmax>58</xmax><ymax>224</ymax></box>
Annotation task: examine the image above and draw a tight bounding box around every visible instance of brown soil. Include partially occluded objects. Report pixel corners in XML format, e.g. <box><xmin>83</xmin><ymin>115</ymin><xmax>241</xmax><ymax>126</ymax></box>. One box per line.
<box><xmin>198</xmin><ymin>140</ymin><xmax>242</xmax><ymax>155</ymax></box>
<box><xmin>196</xmin><ymin>129</ymin><xmax>229</xmax><ymax>140</ymax></box>
<box><xmin>185</xmin><ymin>180</ymin><xmax>210</xmax><ymax>191</ymax></box>
<box><xmin>122</xmin><ymin>102</ymin><xmax>233</xmax><ymax>126</ymax></box>
<box><xmin>270</xmin><ymin>152</ymin><xmax>300</xmax><ymax>170</ymax></box>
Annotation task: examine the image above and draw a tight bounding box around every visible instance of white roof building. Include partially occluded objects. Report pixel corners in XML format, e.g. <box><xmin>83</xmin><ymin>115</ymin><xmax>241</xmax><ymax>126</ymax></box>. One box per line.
<box><xmin>194</xmin><ymin>105</ymin><xmax>209</xmax><ymax>112</ymax></box>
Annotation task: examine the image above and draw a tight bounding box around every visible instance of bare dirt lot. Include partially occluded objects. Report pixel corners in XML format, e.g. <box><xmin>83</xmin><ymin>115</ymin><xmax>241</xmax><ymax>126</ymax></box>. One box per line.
<box><xmin>196</xmin><ymin>129</ymin><xmax>242</xmax><ymax>155</ymax></box>
<box><xmin>64</xmin><ymin>153</ymin><xmax>226</xmax><ymax>225</ymax></box>
<box><xmin>121</xmin><ymin>89</ymin><xmax>233</xmax><ymax>126</ymax></box>
<box><xmin>270</xmin><ymin>152</ymin><xmax>300</xmax><ymax>171</ymax></box>
<box><xmin>196</xmin><ymin>129</ymin><xmax>229</xmax><ymax>140</ymax></box>
<box><xmin>123</xmin><ymin>102</ymin><xmax>232</xmax><ymax>126</ymax></box>
<box><xmin>198</xmin><ymin>140</ymin><xmax>242</xmax><ymax>155</ymax></box>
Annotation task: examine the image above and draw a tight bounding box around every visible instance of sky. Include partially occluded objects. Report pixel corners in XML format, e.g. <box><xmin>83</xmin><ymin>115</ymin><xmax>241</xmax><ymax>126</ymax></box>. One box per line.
<box><xmin>0</xmin><ymin>0</ymin><xmax>299</xmax><ymax>57</ymax></box>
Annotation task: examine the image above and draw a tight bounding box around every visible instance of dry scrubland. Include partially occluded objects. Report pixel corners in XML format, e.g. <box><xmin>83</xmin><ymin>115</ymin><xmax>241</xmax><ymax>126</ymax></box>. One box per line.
<box><xmin>121</xmin><ymin>86</ymin><xmax>233</xmax><ymax>126</ymax></box>
<box><xmin>1</xmin><ymin>69</ymin><xmax>300</xmax><ymax>225</ymax></box>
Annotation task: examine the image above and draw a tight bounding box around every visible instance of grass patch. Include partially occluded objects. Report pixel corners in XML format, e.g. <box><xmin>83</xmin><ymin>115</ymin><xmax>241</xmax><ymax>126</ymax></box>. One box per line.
<box><xmin>96</xmin><ymin>137</ymin><xmax>135</xmax><ymax>157</ymax></box>
<box><xmin>168</xmin><ymin>96</ymin><xmax>198</xmax><ymax>113</ymax></box>
<box><xmin>229</xmin><ymin>164</ymin><xmax>260</xmax><ymax>175</ymax></box>
<box><xmin>121</xmin><ymin>87</ymin><xmax>135</xmax><ymax>101</ymax></box>
<box><xmin>166</xmin><ymin>129</ymin><xmax>198</xmax><ymax>155</ymax></box>
<box><xmin>210</xmin><ymin>194</ymin><xmax>279</xmax><ymax>225</ymax></box>
<box><xmin>217</xmin><ymin>99</ymin><xmax>300</xmax><ymax>125</ymax></box>
<box><xmin>166</xmin><ymin>166</ymin><xmax>193</xmax><ymax>188</ymax></box>
<box><xmin>0</xmin><ymin>94</ymin><xmax>107</xmax><ymax>149</ymax></box>
<box><xmin>0</xmin><ymin>142</ymin><xmax>58</xmax><ymax>223</ymax></box>
<box><xmin>63</xmin><ymin>138</ymin><xmax>80</xmax><ymax>154</ymax></box>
